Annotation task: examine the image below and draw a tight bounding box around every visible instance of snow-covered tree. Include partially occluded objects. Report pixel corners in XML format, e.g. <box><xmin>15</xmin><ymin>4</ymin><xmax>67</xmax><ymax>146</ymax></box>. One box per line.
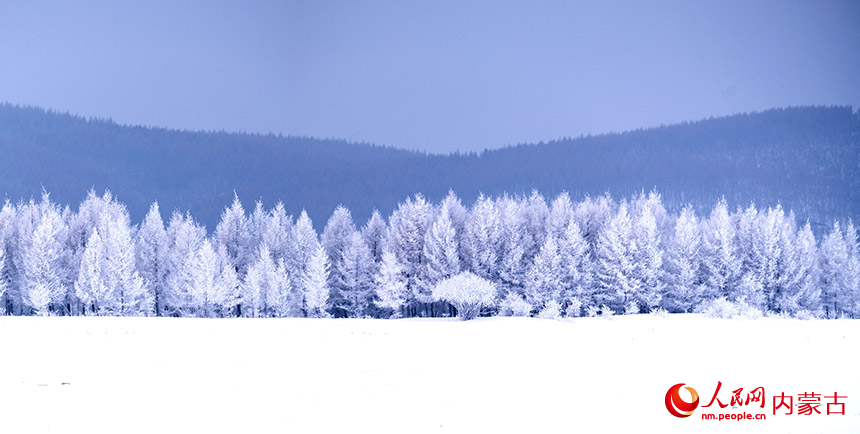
<box><xmin>18</xmin><ymin>199</ymin><xmax>67</xmax><ymax>315</ymax></box>
<box><xmin>432</xmin><ymin>271</ymin><xmax>498</xmax><ymax>320</ymax></box>
<box><xmin>75</xmin><ymin>230</ymin><xmax>107</xmax><ymax>315</ymax></box>
<box><xmin>136</xmin><ymin>203</ymin><xmax>168</xmax><ymax>316</ymax></box>
<box><xmin>214</xmin><ymin>194</ymin><xmax>251</xmax><ymax>275</ymax></box>
<box><xmin>423</xmin><ymin>211</ymin><xmax>461</xmax><ymax>290</ymax></box>
<box><xmin>559</xmin><ymin>220</ymin><xmax>590</xmax><ymax>311</ymax></box>
<box><xmin>302</xmin><ymin>245</ymin><xmax>330</xmax><ymax>318</ymax></box>
<box><xmin>336</xmin><ymin>232</ymin><xmax>375</xmax><ymax>318</ymax></box>
<box><xmin>462</xmin><ymin>194</ymin><xmax>502</xmax><ymax>281</ymax></box>
<box><xmin>163</xmin><ymin>212</ymin><xmax>205</xmax><ymax>317</ymax></box>
<box><xmin>593</xmin><ymin>203</ymin><xmax>638</xmax><ymax>312</ymax></box>
<box><xmin>190</xmin><ymin>239</ymin><xmax>219</xmax><ymax>317</ymax></box>
<box><xmin>819</xmin><ymin>222</ymin><xmax>852</xmax><ymax>318</ymax></box>
<box><xmin>631</xmin><ymin>203</ymin><xmax>664</xmax><ymax>311</ymax></box>
<box><xmin>0</xmin><ymin>246</ymin><xmax>6</xmax><ymax>315</ymax></box>
<box><xmin>387</xmin><ymin>194</ymin><xmax>434</xmax><ymax>313</ymax></box>
<box><xmin>104</xmin><ymin>216</ymin><xmax>150</xmax><ymax>316</ymax></box>
<box><xmin>524</xmin><ymin>235</ymin><xmax>563</xmax><ymax>311</ymax></box>
<box><xmin>373</xmin><ymin>249</ymin><xmax>408</xmax><ymax>317</ymax></box>
<box><xmin>322</xmin><ymin>206</ymin><xmax>357</xmax><ymax>316</ymax></box>
<box><xmin>663</xmin><ymin>207</ymin><xmax>702</xmax><ymax>312</ymax></box>
<box><xmin>700</xmin><ymin>199</ymin><xmax>739</xmax><ymax>299</ymax></box>
<box><xmin>361</xmin><ymin>210</ymin><xmax>388</xmax><ymax>263</ymax></box>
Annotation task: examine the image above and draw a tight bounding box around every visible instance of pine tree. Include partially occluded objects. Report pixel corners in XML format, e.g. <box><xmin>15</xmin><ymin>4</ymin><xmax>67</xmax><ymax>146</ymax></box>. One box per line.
<box><xmin>214</xmin><ymin>194</ymin><xmax>251</xmax><ymax>275</ymax></box>
<box><xmin>701</xmin><ymin>199</ymin><xmax>739</xmax><ymax>299</ymax></box>
<box><xmin>302</xmin><ymin>245</ymin><xmax>330</xmax><ymax>318</ymax></box>
<box><xmin>19</xmin><ymin>202</ymin><xmax>66</xmax><ymax>315</ymax></box>
<box><xmin>136</xmin><ymin>203</ymin><xmax>168</xmax><ymax>316</ymax></box>
<box><xmin>374</xmin><ymin>249</ymin><xmax>408</xmax><ymax>317</ymax></box>
<box><xmin>0</xmin><ymin>246</ymin><xmax>6</xmax><ymax>315</ymax></box>
<box><xmin>548</xmin><ymin>192</ymin><xmax>574</xmax><ymax>239</ymax></box>
<box><xmin>212</xmin><ymin>244</ymin><xmax>242</xmax><ymax>317</ymax></box>
<box><xmin>463</xmin><ymin>194</ymin><xmax>501</xmax><ymax>282</ymax></box>
<box><xmin>387</xmin><ymin>194</ymin><xmax>434</xmax><ymax>313</ymax></box>
<box><xmin>593</xmin><ymin>203</ymin><xmax>639</xmax><ymax>312</ymax></box>
<box><xmin>423</xmin><ymin>211</ymin><xmax>461</xmax><ymax>290</ymax></box>
<box><xmin>190</xmin><ymin>239</ymin><xmax>219</xmax><ymax>317</ymax></box>
<box><xmin>164</xmin><ymin>212</ymin><xmax>205</xmax><ymax>317</ymax></box>
<box><xmin>336</xmin><ymin>232</ymin><xmax>375</xmax><ymax>318</ymax></box>
<box><xmin>361</xmin><ymin>210</ymin><xmax>388</xmax><ymax>263</ymax></box>
<box><xmin>819</xmin><ymin>222</ymin><xmax>849</xmax><ymax>318</ymax></box>
<box><xmin>322</xmin><ymin>206</ymin><xmax>357</xmax><ymax>316</ymax></box>
<box><xmin>632</xmin><ymin>204</ymin><xmax>664</xmax><ymax>311</ymax></box>
<box><xmin>559</xmin><ymin>220</ymin><xmax>590</xmax><ymax>309</ymax></box>
<box><xmin>104</xmin><ymin>215</ymin><xmax>150</xmax><ymax>316</ymax></box>
<box><xmin>75</xmin><ymin>230</ymin><xmax>106</xmax><ymax>315</ymax></box>
<box><xmin>0</xmin><ymin>201</ymin><xmax>15</xmax><ymax>315</ymax></box>
<box><xmin>524</xmin><ymin>235</ymin><xmax>563</xmax><ymax>310</ymax></box>
<box><xmin>663</xmin><ymin>207</ymin><xmax>702</xmax><ymax>312</ymax></box>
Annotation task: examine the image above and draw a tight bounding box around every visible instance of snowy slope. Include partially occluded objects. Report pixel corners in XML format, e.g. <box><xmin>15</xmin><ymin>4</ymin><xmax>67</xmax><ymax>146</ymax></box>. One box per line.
<box><xmin>1</xmin><ymin>315</ymin><xmax>858</xmax><ymax>433</ymax></box>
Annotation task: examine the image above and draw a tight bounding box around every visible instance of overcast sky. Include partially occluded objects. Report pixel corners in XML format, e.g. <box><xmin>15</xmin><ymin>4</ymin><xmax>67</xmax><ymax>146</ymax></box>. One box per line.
<box><xmin>1</xmin><ymin>1</ymin><xmax>858</xmax><ymax>153</ymax></box>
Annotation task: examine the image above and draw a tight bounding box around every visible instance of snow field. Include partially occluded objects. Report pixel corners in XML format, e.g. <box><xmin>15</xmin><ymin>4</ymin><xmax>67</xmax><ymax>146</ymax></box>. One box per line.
<box><xmin>1</xmin><ymin>314</ymin><xmax>858</xmax><ymax>433</ymax></box>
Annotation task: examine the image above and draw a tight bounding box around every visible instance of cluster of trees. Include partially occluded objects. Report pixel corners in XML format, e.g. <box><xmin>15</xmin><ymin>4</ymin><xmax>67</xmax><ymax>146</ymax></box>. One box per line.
<box><xmin>0</xmin><ymin>190</ymin><xmax>858</xmax><ymax>319</ymax></box>
<box><xmin>2</xmin><ymin>103</ymin><xmax>858</xmax><ymax>231</ymax></box>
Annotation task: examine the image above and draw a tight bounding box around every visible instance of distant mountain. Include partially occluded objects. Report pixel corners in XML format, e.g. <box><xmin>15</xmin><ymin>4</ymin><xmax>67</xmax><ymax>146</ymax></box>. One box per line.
<box><xmin>0</xmin><ymin>103</ymin><xmax>857</xmax><ymax>230</ymax></box>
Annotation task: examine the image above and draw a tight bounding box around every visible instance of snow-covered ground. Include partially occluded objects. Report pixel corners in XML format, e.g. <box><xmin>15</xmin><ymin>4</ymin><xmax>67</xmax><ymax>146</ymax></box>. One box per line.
<box><xmin>1</xmin><ymin>315</ymin><xmax>858</xmax><ymax>433</ymax></box>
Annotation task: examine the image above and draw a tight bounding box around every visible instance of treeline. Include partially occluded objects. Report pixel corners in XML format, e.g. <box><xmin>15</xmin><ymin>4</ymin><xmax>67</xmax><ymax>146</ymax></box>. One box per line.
<box><xmin>1</xmin><ymin>103</ymin><xmax>858</xmax><ymax>231</ymax></box>
<box><xmin>0</xmin><ymin>190</ymin><xmax>857</xmax><ymax>319</ymax></box>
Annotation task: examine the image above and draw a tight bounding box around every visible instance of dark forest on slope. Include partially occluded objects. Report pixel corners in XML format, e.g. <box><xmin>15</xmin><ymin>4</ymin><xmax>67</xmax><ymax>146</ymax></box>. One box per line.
<box><xmin>0</xmin><ymin>103</ymin><xmax>857</xmax><ymax>231</ymax></box>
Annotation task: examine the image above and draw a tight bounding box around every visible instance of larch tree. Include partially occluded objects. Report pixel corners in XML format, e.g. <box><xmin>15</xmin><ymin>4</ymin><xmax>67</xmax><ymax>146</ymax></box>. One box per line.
<box><xmin>373</xmin><ymin>249</ymin><xmax>408</xmax><ymax>318</ymax></box>
<box><xmin>214</xmin><ymin>194</ymin><xmax>251</xmax><ymax>276</ymax></box>
<box><xmin>302</xmin><ymin>244</ymin><xmax>331</xmax><ymax>318</ymax></box>
<box><xmin>136</xmin><ymin>202</ymin><xmax>169</xmax><ymax>316</ymax></box>
<box><xmin>336</xmin><ymin>232</ymin><xmax>375</xmax><ymax>318</ymax></box>
<box><xmin>663</xmin><ymin>207</ymin><xmax>702</xmax><ymax>312</ymax></box>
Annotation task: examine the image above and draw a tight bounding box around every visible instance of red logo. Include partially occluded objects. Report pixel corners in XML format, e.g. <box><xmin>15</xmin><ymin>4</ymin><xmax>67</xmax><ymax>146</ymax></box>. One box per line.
<box><xmin>666</xmin><ymin>383</ymin><xmax>699</xmax><ymax>418</ymax></box>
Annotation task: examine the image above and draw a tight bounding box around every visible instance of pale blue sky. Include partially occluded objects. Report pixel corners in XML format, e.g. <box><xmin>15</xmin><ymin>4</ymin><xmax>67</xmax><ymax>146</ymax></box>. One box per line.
<box><xmin>1</xmin><ymin>1</ymin><xmax>858</xmax><ymax>153</ymax></box>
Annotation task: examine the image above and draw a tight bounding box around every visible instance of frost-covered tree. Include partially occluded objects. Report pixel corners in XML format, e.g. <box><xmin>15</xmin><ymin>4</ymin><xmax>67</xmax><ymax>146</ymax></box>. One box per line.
<box><xmin>241</xmin><ymin>245</ymin><xmax>292</xmax><ymax>318</ymax></box>
<box><xmin>18</xmin><ymin>199</ymin><xmax>67</xmax><ymax>315</ymax></box>
<box><xmin>322</xmin><ymin>206</ymin><xmax>356</xmax><ymax>316</ymax></box>
<box><xmin>293</xmin><ymin>210</ymin><xmax>319</xmax><ymax>275</ymax></box>
<box><xmin>75</xmin><ymin>230</ymin><xmax>107</xmax><ymax>315</ymax></box>
<box><xmin>819</xmin><ymin>222</ymin><xmax>848</xmax><ymax>318</ymax></box>
<box><xmin>374</xmin><ymin>249</ymin><xmax>408</xmax><ymax>317</ymax></box>
<box><xmin>663</xmin><ymin>207</ymin><xmax>702</xmax><ymax>312</ymax></box>
<box><xmin>631</xmin><ymin>203</ymin><xmax>664</xmax><ymax>311</ymax></box>
<box><xmin>136</xmin><ymin>202</ymin><xmax>169</xmax><ymax>316</ymax></box>
<box><xmin>104</xmin><ymin>216</ymin><xmax>150</xmax><ymax>316</ymax></box>
<box><xmin>559</xmin><ymin>220</ymin><xmax>590</xmax><ymax>311</ymax></box>
<box><xmin>302</xmin><ymin>245</ymin><xmax>330</xmax><ymax>318</ymax></box>
<box><xmin>0</xmin><ymin>201</ymin><xmax>15</xmax><ymax>314</ymax></box>
<box><xmin>336</xmin><ymin>232</ymin><xmax>375</xmax><ymax>318</ymax></box>
<box><xmin>163</xmin><ymin>212</ymin><xmax>205</xmax><ymax>317</ymax></box>
<box><xmin>593</xmin><ymin>203</ymin><xmax>639</xmax><ymax>312</ymax></box>
<box><xmin>190</xmin><ymin>239</ymin><xmax>219</xmax><ymax>317</ymax></box>
<box><xmin>211</xmin><ymin>245</ymin><xmax>242</xmax><ymax>317</ymax></box>
<box><xmin>423</xmin><ymin>211</ymin><xmax>461</xmax><ymax>290</ymax></box>
<box><xmin>548</xmin><ymin>192</ymin><xmax>574</xmax><ymax>239</ymax></box>
<box><xmin>524</xmin><ymin>235</ymin><xmax>563</xmax><ymax>311</ymax></box>
<box><xmin>387</xmin><ymin>194</ymin><xmax>434</xmax><ymax>314</ymax></box>
<box><xmin>462</xmin><ymin>194</ymin><xmax>502</xmax><ymax>282</ymax></box>
<box><xmin>701</xmin><ymin>199</ymin><xmax>739</xmax><ymax>299</ymax></box>
<box><xmin>432</xmin><ymin>271</ymin><xmax>498</xmax><ymax>320</ymax></box>
<box><xmin>214</xmin><ymin>194</ymin><xmax>251</xmax><ymax>275</ymax></box>
<box><xmin>0</xmin><ymin>246</ymin><xmax>6</xmax><ymax>315</ymax></box>
<box><xmin>361</xmin><ymin>210</ymin><xmax>388</xmax><ymax>263</ymax></box>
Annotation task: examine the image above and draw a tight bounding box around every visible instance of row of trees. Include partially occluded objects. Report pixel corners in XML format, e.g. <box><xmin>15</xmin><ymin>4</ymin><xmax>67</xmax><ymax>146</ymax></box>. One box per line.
<box><xmin>0</xmin><ymin>190</ymin><xmax>857</xmax><ymax>319</ymax></box>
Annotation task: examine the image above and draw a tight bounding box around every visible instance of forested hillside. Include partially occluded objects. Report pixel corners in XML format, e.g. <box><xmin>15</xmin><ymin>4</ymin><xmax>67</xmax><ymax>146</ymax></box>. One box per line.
<box><xmin>0</xmin><ymin>104</ymin><xmax>857</xmax><ymax>230</ymax></box>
